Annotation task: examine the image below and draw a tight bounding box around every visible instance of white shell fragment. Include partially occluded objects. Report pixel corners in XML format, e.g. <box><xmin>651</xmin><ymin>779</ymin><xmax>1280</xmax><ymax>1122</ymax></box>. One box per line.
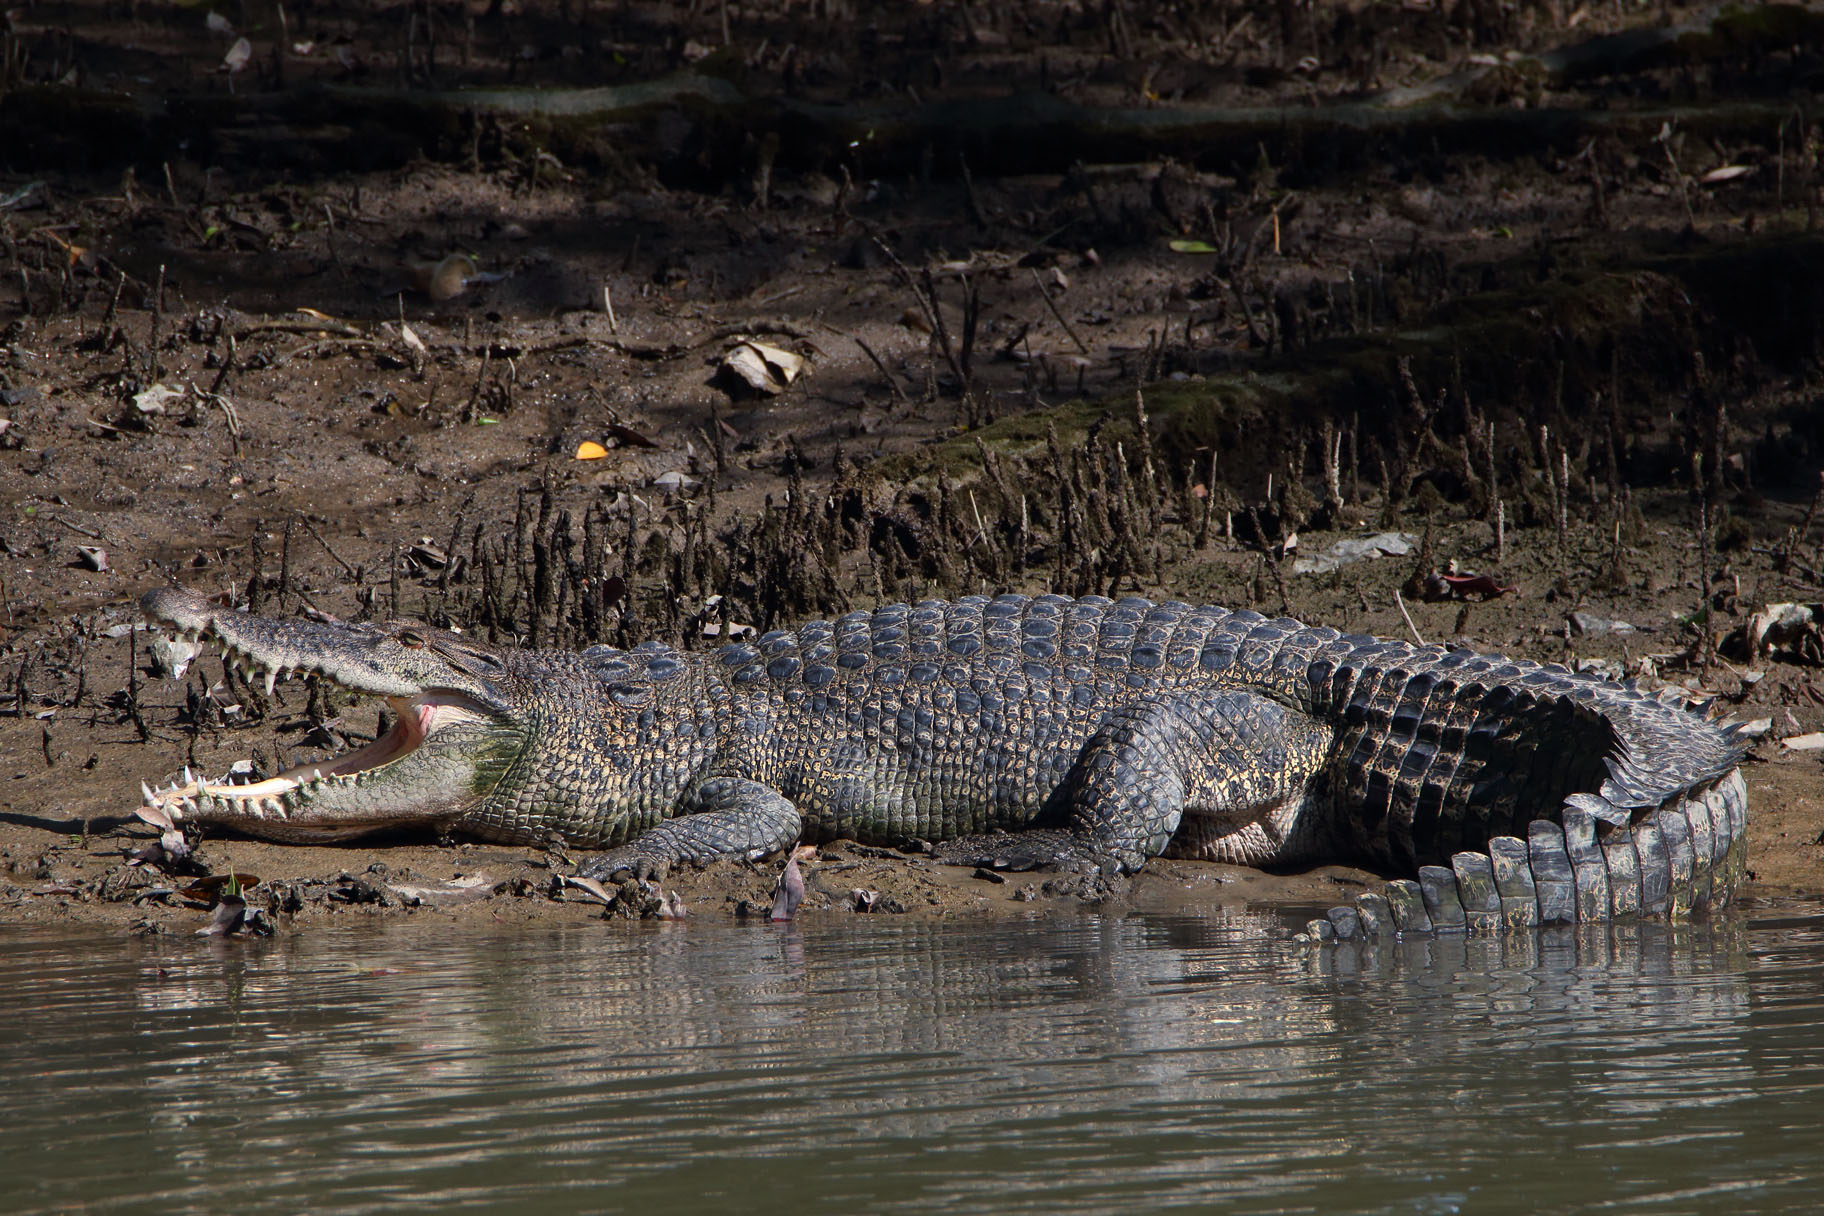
<box><xmin>721</xmin><ymin>341</ymin><xmax>804</xmax><ymax>395</ymax></box>
<box><xmin>223</xmin><ymin>37</ymin><xmax>253</xmax><ymax>74</ymax></box>
<box><xmin>132</xmin><ymin>383</ymin><xmax>183</xmax><ymax>415</ymax></box>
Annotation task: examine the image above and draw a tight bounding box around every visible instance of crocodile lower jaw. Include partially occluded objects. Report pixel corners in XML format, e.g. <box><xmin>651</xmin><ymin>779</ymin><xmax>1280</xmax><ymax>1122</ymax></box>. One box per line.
<box><xmin>137</xmin><ymin>693</ymin><xmax>489</xmax><ymax>835</ymax></box>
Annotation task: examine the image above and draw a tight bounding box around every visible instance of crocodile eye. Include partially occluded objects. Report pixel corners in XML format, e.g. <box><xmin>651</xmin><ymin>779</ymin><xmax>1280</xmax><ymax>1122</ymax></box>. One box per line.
<box><xmin>398</xmin><ymin>630</ymin><xmax>426</xmax><ymax>648</ymax></box>
<box><xmin>607</xmin><ymin>683</ymin><xmax>650</xmax><ymax>709</ymax></box>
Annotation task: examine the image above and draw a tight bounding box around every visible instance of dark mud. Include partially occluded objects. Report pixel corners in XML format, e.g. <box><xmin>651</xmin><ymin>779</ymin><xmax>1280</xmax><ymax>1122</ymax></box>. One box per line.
<box><xmin>3</xmin><ymin>0</ymin><xmax>1824</xmax><ymax>933</ymax></box>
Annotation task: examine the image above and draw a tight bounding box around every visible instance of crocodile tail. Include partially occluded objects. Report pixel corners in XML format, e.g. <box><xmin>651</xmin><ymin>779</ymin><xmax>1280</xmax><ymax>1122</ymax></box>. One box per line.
<box><xmin>1588</xmin><ymin>687</ymin><xmax>1748</xmax><ymax>820</ymax></box>
<box><xmin>1307</xmin><ymin>766</ymin><xmax>1749</xmax><ymax>942</ymax></box>
<box><xmin>1305</xmin><ymin>642</ymin><xmax>1751</xmax><ymax>940</ymax></box>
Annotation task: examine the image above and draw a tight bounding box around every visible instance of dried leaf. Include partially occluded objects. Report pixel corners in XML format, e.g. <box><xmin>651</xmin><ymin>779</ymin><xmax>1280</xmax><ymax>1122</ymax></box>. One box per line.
<box><xmin>1568</xmin><ymin>611</ymin><xmax>1637</xmax><ymax>637</ymax></box>
<box><xmin>404</xmin><ymin>542</ymin><xmax>447</xmax><ymax>570</ymax></box>
<box><xmin>409</xmin><ymin>253</ymin><xmax>476</xmax><ymax>302</ymax></box>
<box><xmin>559</xmin><ymin>874</ymin><xmax>617</xmax><ymax>907</ymax></box>
<box><xmin>180</xmin><ymin>873</ymin><xmax>260</xmax><ymax>903</ymax></box>
<box><xmin>770</xmin><ymin>854</ymin><xmax>804</xmax><ymax>921</ymax></box>
<box><xmin>1699</xmin><ymin>164</ymin><xmax>1753</xmax><ymax>184</ymax></box>
<box><xmin>222</xmin><ymin>37</ymin><xmax>252</xmax><ymax>73</ymax></box>
<box><xmin>605</xmin><ymin>422</ymin><xmax>658</xmax><ymax>448</ymax></box>
<box><xmin>575</xmin><ymin>440</ymin><xmax>609</xmax><ymax>460</ymax></box>
<box><xmin>720</xmin><ymin>341</ymin><xmax>804</xmax><ymax>395</ymax></box>
<box><xmin>1419</xmin><ymin>572</ymin><xmax>1516</xmax><ymax>602</ymax></box>
<box><xmin>751</xmin><ymin>341</ymin><xmax>804</xmax><ymax>381</ymax></box>
<box><xmin>1290</xmin><ymin>532</ymin><xmax>1416</xmax><ymax>576</ymax></box>
<box><xmin>199</xmin><ymin>895</ymin><xmax>246</xmax><ymax>937</ymax></box>
<box><xmin>205</xmin><ymin>11</ymin><xmax>234</xmax><ymax>35</ymax></box>
<box><xmin>38</xmin><ymin>228</ymin><xmax>90</xmax><ymax>269</ymax></box>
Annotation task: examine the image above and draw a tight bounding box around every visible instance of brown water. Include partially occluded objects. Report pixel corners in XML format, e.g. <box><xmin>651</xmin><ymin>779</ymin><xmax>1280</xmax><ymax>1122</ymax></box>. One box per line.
<box><xmin>4</xmin><ymin>907</ymin><xmax>1823</xmax><ymax>1215</ymax></box>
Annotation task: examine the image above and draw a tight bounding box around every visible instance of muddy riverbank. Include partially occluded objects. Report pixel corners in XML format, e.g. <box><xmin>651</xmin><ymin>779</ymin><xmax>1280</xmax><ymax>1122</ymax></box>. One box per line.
<box><xmin>4</xmin><ymin>0</ymin><xmax>1824</xmax><ymax>932</ymax></box>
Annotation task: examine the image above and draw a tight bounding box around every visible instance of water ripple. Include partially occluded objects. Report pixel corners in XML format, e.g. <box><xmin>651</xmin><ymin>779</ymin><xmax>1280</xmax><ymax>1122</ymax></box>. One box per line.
<box><xmin>4</xmin><ymin>906</ymin><xmax>1824</xmax><ymax>1215</ymax></box>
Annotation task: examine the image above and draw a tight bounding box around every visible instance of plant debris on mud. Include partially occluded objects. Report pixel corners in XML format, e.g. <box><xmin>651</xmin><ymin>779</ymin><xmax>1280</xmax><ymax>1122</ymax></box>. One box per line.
<box><xmin>3</xmin><ymin>0</ymin><xmax>1824</xmax><ymax>933</ymax></box>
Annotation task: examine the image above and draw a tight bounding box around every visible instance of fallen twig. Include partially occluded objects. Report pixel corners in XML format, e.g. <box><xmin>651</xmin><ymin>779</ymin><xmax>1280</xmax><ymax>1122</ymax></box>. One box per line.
<box><xmin>297</xmin><ymin>516</ymin><xmax>359</xmax><ymax>580</ymax></box>
<box><xmin>1393</xmin><ymin>588</ymin><xmax>1427</xmax><ymax>648</ymax></box>
<box><xmin>234</xmin><ymin>317</ymin><xmax>365</xmax><ymax>340</ymax></box>
<box><xmin>272</xmin><ymin>338</ymin><xmax>381</xmax><ymax>367</ymax></box>
<box><xmin>43</xmin><ymin>513</ymin><xmax>105</xmax><ymax>541</ymax></box>
<box><xmin>854</xmin><ymin>336</ymin><xmax>909</xmax><ymax>407</ymax></box>
<box><xmin>191</xmin><ymin>383</ymin><xmax>242</xmax><ymax>456</ymax></box>
<box><xmin>1030</xmin><ymin>268</ymin><xmax>1090</xmax><ymax>356</ymax></box>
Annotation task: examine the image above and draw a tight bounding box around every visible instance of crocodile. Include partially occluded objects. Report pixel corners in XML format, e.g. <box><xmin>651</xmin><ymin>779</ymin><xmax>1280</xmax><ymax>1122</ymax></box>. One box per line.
<box><xmin>134</xmin><ymin>587</ymin><xmax>1751</xmax><ymax>937</ymax></box>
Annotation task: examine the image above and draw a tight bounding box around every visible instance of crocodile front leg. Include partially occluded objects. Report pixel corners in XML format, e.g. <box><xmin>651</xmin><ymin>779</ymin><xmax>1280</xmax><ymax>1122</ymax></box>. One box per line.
<box><xmin>579</xmin><ymin>777</ymin><xmax>803</xmax><ymax>881</ymax></box>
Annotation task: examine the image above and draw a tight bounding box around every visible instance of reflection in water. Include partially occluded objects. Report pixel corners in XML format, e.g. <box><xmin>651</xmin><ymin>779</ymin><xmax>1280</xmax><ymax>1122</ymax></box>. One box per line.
<box><xmin>3</xmin><ymin>907</ymin><xmax>1822</xmax><ymax>1215</ymax></box>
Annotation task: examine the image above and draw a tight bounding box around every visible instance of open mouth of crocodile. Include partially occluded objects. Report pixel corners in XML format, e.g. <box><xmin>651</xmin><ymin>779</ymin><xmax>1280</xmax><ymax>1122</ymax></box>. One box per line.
<box><xmin>136</xmin><ymin>629</ymin><xmax>492</xmax><ymax>833</ymax></box>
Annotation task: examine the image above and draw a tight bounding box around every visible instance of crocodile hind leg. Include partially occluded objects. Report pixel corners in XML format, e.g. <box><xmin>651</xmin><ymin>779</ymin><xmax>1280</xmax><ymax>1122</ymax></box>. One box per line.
<box><xmin>947</xmin><ymin>690</ymin><xmax>1333</xmax><ymax>875</ymax></box>
<box><xmin>579</xmin><ymin>776</ymin><xmax>803</xmax><ymax>882</ymax></box>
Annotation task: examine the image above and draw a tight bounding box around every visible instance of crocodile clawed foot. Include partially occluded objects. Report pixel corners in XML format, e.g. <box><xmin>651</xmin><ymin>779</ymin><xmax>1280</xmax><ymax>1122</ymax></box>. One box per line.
<box><xmin>579</xmin><ymin>848</ymin><xmax>671</xmax><ymax>884</ymax></box>
<box><xmin>933</xmin><ymin>828</ymin><xmax>1065</xmax><ymax>872</ymax></box>
<box><xmin>935</xmin><ymin>829</ymin><xmax>1133</xmax><ymax>878</ymax></box>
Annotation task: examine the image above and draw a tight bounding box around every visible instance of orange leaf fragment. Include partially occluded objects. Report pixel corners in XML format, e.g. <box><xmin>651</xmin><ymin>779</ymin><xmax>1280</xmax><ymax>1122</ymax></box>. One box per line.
<box><xmin>575</xmin><ymin>441</ymin><xmax>608</xmax><ymax>460</ymax></box>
